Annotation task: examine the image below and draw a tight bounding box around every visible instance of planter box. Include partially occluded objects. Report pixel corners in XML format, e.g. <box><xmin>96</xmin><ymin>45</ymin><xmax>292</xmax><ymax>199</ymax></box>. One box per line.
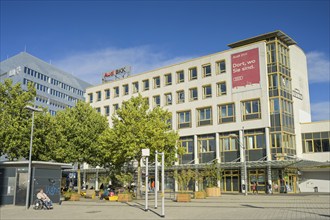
<box><xmin>194</xmin><ymin>191</ymin><xmax>206</xmax><ymax>199</ymax></box>
<box><xmin>118</xmin><ymin>194</ymin><xmax>132</xmax><ymax>202</ymax></box>
<box><xmin>176</xmin><ymin>193</ymin><xmax>191</xmax><ymax>202</ymax></box>
<box><xmin>69</xmin><ymin>193</ymin><xmax>80</xmax><ymax>201</ymax></box>
<box><xmin>206</xmin><ymin>187</ymin><xmax>221</xmax><ymax>197</ymax></box>
<box><xmin>109</xmin><ymin>196</ymin><xmax>118</xmax><ymax>202</ymax></box>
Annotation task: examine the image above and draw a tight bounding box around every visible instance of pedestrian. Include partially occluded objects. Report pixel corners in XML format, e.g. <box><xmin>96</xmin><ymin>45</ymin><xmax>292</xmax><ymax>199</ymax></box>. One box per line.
<box><xmin>252</xmin><ymin>182</ymin><xmax>257</xmax><ymax>194</ymax></box>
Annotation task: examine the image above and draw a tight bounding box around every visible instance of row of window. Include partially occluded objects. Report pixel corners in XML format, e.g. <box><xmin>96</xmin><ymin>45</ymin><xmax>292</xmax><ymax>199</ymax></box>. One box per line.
<box><xmin>179</xmin><ymin>130</ymin><xmax>266</xmax><ymax>154</ymax></box>
<box><xmin>90</xmin><ymin>81</ymin><xmax>227</xmax><ymax>104</ymax></box>
<box><xmin>302</xmin><ymin>131</ymin><xmax>330</xmax><ymax>153</ymax></box>
<box><xmin>24</xmin><ymin>67</ymin><xmax>84</xmax><ymax>96</ymax></box>
<box><xmin>23</xmin><ymin>78</ymin><xmax>78</xmax><ymax>104</ymax></box>
<box><xmin>97</xmin><ymin>99</ymin><xmax>261</xmax><ymax>127</ymax></box>
<box><xmin>89</xmin><ymin>60</ymin><xmax>227</xmax><ymax>102</ymax></box>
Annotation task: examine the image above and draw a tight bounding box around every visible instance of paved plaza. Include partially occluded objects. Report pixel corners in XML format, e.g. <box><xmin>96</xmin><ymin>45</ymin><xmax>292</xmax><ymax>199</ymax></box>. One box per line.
<box><xmin>1</xmin><ymin>193</ymin><xmax>329</xmax><ymax>220</ymax></box>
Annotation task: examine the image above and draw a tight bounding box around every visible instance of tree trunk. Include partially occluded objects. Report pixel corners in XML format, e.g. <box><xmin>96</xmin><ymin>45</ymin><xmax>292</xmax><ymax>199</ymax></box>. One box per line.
<box><xmin>77</xmin><ymin>163</ymin><xmax>81</xmax><ymax>194</ymax></box>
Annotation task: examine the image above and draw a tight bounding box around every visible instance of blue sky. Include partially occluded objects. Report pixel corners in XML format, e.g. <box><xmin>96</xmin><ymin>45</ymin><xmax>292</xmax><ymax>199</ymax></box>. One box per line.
<box><xmin>1</xmin><ymin>0</ymin><xmax>329</xmax><ymax>121</ymax></box>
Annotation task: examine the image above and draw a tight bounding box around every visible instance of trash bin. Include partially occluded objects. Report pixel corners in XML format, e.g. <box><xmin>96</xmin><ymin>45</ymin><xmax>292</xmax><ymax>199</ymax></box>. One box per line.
<box><xmin>314</xmin><ymin>187</ymin><xmax>318</xmax><ymax>193</ymax></box>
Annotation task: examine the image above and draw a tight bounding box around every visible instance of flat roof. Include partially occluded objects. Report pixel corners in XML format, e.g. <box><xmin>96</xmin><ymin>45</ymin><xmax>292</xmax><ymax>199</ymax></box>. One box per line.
<box><xmin>0</xmin><ymin>160</ymin><xmax>72</xmax><ymax>168</ymax></box>
<box><xmin>228</xmin><ymin>30</ymin><xmax>297</xmax><ymax>48</ymax></box>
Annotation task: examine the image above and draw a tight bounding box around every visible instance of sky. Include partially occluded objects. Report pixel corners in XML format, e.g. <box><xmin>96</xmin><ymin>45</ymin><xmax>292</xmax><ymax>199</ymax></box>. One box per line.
<box><xmin>1</xmin><ymin>0</ymin><xmax>329</xmax><ymax>121</ymax></box>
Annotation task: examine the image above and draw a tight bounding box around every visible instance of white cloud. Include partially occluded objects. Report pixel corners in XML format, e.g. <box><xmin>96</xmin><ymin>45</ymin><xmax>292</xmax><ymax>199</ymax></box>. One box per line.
<box><xmin>311</xmin><ymin>102</ymin><xmax>330</xmax><ymax>121</ymax></box>
<box><xmin>53</xmin><ymin>46</ymin><xmax>192</xmax><ymax>85</ymax></box>
<box><xmin>306</xmin><ymin>51</ymin><xmax>330</xmax><ymax>83</ymax></box>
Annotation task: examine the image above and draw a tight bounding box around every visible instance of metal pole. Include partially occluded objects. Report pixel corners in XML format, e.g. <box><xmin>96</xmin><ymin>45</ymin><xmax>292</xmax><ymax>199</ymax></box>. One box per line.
<box><xmin>145</xmin><ymin>156</ymin><xmax>148</xmax><ymax>211</ymax></box>
<box><xmin>25</xmin><ymin>111</ymin><xmax>35</xmax><ymax>209</ymax></box>
<box><xmin>243</xmin><ymin>127</ymin><xmax>248</xmax><ymax>196</ymax></box>
<box><xmin>155</xmin><ymin>151</ymin><xmax>158</xmax><ymax>209</ymax></box>
<box><xmin>161</xmin><ymin>152</ymin><xmax>165</xmax><ymax>217</ymax></box>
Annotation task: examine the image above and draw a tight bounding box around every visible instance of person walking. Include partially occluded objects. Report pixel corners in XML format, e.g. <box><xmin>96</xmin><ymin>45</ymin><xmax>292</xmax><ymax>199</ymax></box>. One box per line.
<box><xmin>252</xmin><ymin>182</ymin><xmax>258</xmax><ymax>195</ymax></box>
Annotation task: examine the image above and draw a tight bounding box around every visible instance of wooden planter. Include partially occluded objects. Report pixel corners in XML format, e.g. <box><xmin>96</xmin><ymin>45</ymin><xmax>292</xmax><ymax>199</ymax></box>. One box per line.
<box><xmin>176</xmin><ymin>193</ymin><xmax>191</xmax><ymax>202</ymax></box>
<box><xmin>118</xmin><ymin>194</ymin><xmax>132</xmax><ymax>202</ymax></box>
<box><xmin>69</xmin><ymin>193</ymin><xmax>80</xmax><ymax>201</ymax></box>
<box><xmin>206</xmin><ymin>187</ymin><xmax>221</xmax><ymax>197</ymax></box>
<box><xmin>194</xmin><ymin>191</ymin><xmax>206</xmax><ymax>199</ymax></box>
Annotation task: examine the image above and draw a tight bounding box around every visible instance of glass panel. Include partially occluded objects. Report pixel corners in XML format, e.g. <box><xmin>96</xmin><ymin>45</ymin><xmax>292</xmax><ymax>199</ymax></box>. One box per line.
<box><xmin>313</xmin><ymin>140</ymin><xmax>322</xmax><ymax>152</ymax></box>
<box><xmin>228</xmin><ymin>104</ymin><xmax>233</xmax><ymax>116</ymax></box>
<box><xmin>322</xmin><ymin>139</ymin><xmax>329</xmax><ymax>152</ymax></box>
<box><xmin>224</xmin><ymin>138</ymin><xmax>230</xmax><ymax>151</ymax></box>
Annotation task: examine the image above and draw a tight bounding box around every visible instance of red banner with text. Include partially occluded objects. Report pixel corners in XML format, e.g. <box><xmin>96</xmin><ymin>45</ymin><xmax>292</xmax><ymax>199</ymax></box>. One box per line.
<box><xmin>231</xmin><ymin>48</ymin><xmax>260</xmax><ymax>88</ymax></box>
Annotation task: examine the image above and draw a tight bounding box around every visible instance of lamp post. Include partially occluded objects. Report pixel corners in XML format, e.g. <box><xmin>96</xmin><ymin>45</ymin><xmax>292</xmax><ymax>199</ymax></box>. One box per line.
<box><xmin>25</xmin><ymin>105</ymin><xmax>42</xmax><ymax>209</ymax></box>
<box><xmin>229</xmin><ymin>129</ymin><xmax>248</xmax><ymax>196</ymax></box>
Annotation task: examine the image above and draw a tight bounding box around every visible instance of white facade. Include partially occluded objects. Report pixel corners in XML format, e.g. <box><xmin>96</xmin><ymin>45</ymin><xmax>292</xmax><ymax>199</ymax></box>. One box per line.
<box><xmin>86</xmin><ymin>31</ymin><xmax>330</xmax><ymax>193</ymax></box>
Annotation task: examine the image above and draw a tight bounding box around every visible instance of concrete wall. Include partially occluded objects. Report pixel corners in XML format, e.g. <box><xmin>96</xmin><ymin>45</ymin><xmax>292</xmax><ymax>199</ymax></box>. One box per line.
<box><xmin>298</xmin><ymin>169</ymin><xmax>330</xmax><ymax>193</ymax></box>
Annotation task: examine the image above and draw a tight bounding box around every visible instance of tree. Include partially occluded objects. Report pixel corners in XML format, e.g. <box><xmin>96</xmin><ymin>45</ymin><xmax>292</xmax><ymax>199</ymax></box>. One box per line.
<box><xmin>98</xmin><ymin>94</ymin><xmax>179</xmax><ymax>197</ymax></box>
<box><xmin>0</xmin><ymin>79</ymin><xmax>37</xmax><ymax>160</ymax></box>
<box><xmin>49</xmin><ymin>101</ymin><xmax>109</xmax><ymax>193</ymax></box>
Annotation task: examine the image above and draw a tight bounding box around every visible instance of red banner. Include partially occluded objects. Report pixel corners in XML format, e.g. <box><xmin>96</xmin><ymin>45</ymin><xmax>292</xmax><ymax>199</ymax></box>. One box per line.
<box><xmin>231</xmin><ymin>48</ymin><xmax>260</xmax><ymax>88</ymax></box>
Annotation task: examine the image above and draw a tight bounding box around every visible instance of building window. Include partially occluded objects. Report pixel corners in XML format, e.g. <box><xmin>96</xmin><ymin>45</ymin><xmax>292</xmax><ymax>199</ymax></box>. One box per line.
<box><xmin>88</xmin><ymin>93</ymin><xmax>93</xmax><ymax>103</ymax></box>
<box><xmin>244</xmin><ymin>130</ymin><xmax>265</xmax><ymax>149</ymax></box>
<box><xmin>153</xmin><ymin>76</ymin><xmax>160</xmax><ymax>89</ymax></box>
<box><xmin>105</xmin><ymin>89</ymin><xmax>110</xmax><ymax>100</ymax></box>
<box><xmin>96</xmin><ymin>91</ymin><xmax>101</xmax><ymax>101</ymax></box>
<box><xmin>177</xmin><ymin>70</ymin><xmax>184</xmax><ymax>83</ymax></box>
<box><xmin>203</xmin><ymin>85</ymin><xmax>212</xmax><ymax>99</ymax></box>
<box><xmin>217</xmin><ymin>81</ymin><xmax>227</xmax><ymax>96</ymax></box>
<box><xmin>123</xmin><ymin>84</ymin><xmax>129</xmax><ymax>96</ymax></box>
<box><xmin>242</xmin><ymin>99</ymin><xmax>261</xmax><ymax>120</ymax></box>
<box><xmin>177</xmin><ymin>111</ymin><xmax>191</xmax><ymax>129</ymax></box>
<box><xmin>104</xmin><ymin>105</ymin><xmax>110</xmax><ymax>116</ymax></box>
<box><xmin>218</xmin><ymin>103</ymin><xmax>235</xmax><ymax>123</ymax></box>
<box><xmin>216</xmin><ymin>60</ymin><xmax>226</xmax><ymax>74</ymax></box>
<box><xmin>164</xmin><ymin>73</ymin><xmax>172</xmax><ymax>86</ymax></box>
<box><xmin>95</xmin><ymin>107</ymin><xmax>101</xmax><ymax>113</ymax></box>
<box><xmin>189</xmin><ymin>87</ymin><xmax>198</xmax><ymax>101</ymax></box>
<box><xmin>197</xmin><ymin>107</ymin><xmax>212</xmax><ymax>126</ymax></box>
<box><xmin>143</xmin><ymin>97</ymin><xmax>149</xmax><ymax>106</ymax></box>
<box><xmin>165</xmin><ymin>93</ymin><xmax>172</xmax><ymax>106</ymax></box>
<box><xmin>177</xmin><ymin>90</ymin><xmax>185</xmax><ymax>104</ymax></box>
<box><xmin>132</xmin><ymin>82</ymin><xmax>139</xmax><ymax>93</ymax></box>
<box><xmin>180</xmin><ymin>136</ymin><xmax>194</xmax><ymax>153</ymax></box>
<box><xmin>219</xmin><ymin>134</ymin><xmax>238</xmax><ymax>151</ymax></box>
<box><xmin>114</xmin><ymin>87</ymin><xmax>119</xmax><ymax>98</ymax></box>
<box><xmin>198</xmin><ymin>135</ymin><xmax>216</xmax><ymax>152</ymax></box>
<box><xmin>113</xmin><ymin>104</ymin><xmax>119</xmax><ymax>113</ymax></box>
<box><xmin>202</xmin><ymin>64</ymin><xmax>211</xmax><ymax>77</ymax></box>
<box><xmin>143</xmin><ymin>79</ymin><xmax>149</xmax><ymax>91</ymax></box>
<box><xmin>153</xmin><ymin>95</ymin><xmax>160</xmax><ymax>107</ymax></box>
<box><xmin>189</xmin><ymin>67</ymin><xmax>197</xmax><ymax>80</ymax></box>
<box><xmin>302</xmin><ymin>132</ymin><xmax>330</xmax><ymax>153</ymax></box>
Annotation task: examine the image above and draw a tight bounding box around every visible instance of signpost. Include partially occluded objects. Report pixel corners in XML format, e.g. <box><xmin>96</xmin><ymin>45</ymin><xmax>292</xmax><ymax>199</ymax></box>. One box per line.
<box><xmin>142</xmin><ymin>149</ymin><xmax>150</xmax><ymax>211</ymax></box>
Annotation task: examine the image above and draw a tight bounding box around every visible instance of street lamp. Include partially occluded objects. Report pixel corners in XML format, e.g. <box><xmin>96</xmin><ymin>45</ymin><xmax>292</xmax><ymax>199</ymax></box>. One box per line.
<box><xmin>229</xmin><ymin>131</ymin><xmax>248</xmax><ymax>196</ymax></box>
<box><xmin>25</xmin><ymin>105</ymin><xmax>43</xmax><ymax>209</ymax></box>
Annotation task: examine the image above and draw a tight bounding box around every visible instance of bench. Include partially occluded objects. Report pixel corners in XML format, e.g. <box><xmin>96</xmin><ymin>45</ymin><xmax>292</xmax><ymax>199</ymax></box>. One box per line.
<box><xmin>85</xmin><ymin>190</ymin><xmax>95</xmax><ymax>199</ymax></box>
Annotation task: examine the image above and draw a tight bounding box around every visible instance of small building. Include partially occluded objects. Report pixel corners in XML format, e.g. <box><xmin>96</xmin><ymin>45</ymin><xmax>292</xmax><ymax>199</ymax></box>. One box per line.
<box><xmin>0</xmin><ymin>161</ymin><xmax>72</xmax><ymax>206</ymax></box>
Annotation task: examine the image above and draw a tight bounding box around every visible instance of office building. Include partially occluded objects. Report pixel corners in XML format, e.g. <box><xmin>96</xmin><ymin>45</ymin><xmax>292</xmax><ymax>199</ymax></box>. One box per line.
<box><xmin>0</xmin><ymin>52</ymin><xmax>91</xmax><ymax>115</ymax></box>
<box><xmin>85</xmin><ymin>31</ymin><xmax>330</xmax><ymax>193</ymax></box>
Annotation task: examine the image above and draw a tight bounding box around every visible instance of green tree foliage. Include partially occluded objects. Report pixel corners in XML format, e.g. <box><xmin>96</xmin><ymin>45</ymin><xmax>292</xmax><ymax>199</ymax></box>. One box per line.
<box><xmin>49</xmin><ymin>101</ymin><xmax>109</xmax><ymax>166</ymax></box>
<box><xmin>98</xmin><ymin>94</ymin><xmax>179</xmax><ymax>196</ymax></box>
<box><xmin>98</xmin><ymin>94</ymin><xmax>179</xmax><ymax>167</ymax></box>
<box><xmin>0</xmin><ymin>79</ymin><xmax>36</xmax><ymax>160</ymax></box>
